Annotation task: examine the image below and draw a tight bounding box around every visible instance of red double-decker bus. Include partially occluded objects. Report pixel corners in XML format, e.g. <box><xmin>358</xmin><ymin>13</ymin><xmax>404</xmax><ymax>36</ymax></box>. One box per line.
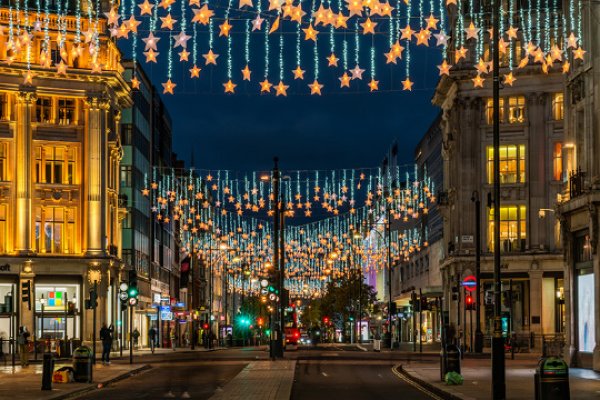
<box><xmin>284</xmin><ymin>308</ymin><xmax>300</xmax><ymax>349</ymax></box>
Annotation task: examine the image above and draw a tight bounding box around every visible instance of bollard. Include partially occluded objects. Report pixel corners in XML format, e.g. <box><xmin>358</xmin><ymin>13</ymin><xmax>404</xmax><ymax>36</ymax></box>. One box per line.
<box><xmin>41</xmin><ymin>353</ymin><xmax>54</xmax><ymax>391</ymax></box>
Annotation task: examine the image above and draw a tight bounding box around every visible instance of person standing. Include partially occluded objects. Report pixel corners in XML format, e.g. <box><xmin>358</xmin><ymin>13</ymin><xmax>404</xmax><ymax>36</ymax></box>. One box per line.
<box><xmin>17</xmin><ymin>326</ymin><xmax>30</xmax><ymax>367</ymax></box>
<box><xmin>149</xmin><ymin>326</ymin><xmax>157</xmax><ymax>354</ymax></box>
<box><xmin>100</xmin><ymin>324</ymin><xmax>113</xmax><ymax>364</ymax></box>
<box><xmin>170</xmin><ymin>329</ymin><xmax>176</xmax><ymax>351</ymax></box>
<box><xmin>132</xmin><ymin>328</ymin><xmax>140</xmax><ymax>349</ymax></box>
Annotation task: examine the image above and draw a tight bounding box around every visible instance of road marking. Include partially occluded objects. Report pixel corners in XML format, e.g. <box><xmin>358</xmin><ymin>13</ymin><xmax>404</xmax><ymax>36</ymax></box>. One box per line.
<box><xmin>378</xmin><ymin>374</ymin><xmax>382</xmax><ymax>378</ymax></box>
<box><xmin>321</xmin><ymin>372</ymin><xmax>328</xmax><ymax>377</ymax></box>
<box><xmin>390</xmin><ymin>364</ymin><xmax>443</xmax><ymax>400</ymax></box>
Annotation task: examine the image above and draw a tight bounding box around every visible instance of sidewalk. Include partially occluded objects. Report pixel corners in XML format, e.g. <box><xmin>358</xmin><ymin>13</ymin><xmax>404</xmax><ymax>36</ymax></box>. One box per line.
<box><xmin>209</xmin><ymin>360</ymin><xmax>296</xmax><ymax>400</ymax></box>
<box><xmin>400</xmin><ymin>356</ymin><xmax>600</xmax><ymax>400</ymax></box>
<box><xmin>0</xmin><ymin>362</ymin><xmax>149</xmax><ymax>400</ymax></box>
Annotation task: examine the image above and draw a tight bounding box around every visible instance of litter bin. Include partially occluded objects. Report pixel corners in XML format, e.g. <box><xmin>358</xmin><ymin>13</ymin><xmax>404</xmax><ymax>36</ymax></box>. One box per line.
<box><xmin>534</xmin><ymin>357</ymin><xmax>570</xmax><ymax>400</ymax></box>
<box><xmin>72</xmin><ymin>346</ymin><xmax>93</xmax><ymax>383</ymax></box>
<box><xmin>445</xmin><ymin>344</ymin><xmax>461</xmax><ymax>375</ymax></box>
<box><xmin>373</xmin><ymin>339</ymin><xmax>381</xmax><ymax>352</ymax></box>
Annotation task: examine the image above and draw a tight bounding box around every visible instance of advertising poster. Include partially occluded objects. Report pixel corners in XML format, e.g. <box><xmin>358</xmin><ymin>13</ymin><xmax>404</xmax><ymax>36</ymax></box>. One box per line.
<box><xmin>578</xmin><ymin>274</ymin><xmax>596</xmax><ymax>353</ymax></box>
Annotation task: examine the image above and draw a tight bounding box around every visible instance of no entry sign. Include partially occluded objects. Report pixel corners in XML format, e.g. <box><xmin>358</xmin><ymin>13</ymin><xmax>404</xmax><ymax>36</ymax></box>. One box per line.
<box><xmin>462</xmin><ymin>275</ymin><xmax>477</xmax><ymax>292</ymax></box>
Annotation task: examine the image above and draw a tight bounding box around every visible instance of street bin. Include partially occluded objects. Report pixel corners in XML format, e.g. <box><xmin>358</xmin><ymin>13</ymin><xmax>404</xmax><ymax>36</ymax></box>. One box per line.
<box><xmin>373</xmin><ymin>339</ymin><xmax>381</xmax><ymax>352</ymax></box>
<box><xmin>72</xmin><ymin>346</ymin><xmax>93</xmax><ymax>383</ymax></box>
<box><xmin>445</xmin><ymin>344</ymin><xmax>461</xmax><ymax>375</ymax></box>
<box><xmin>534</xmin><ymin>357</ymin><xmax>570</xmax><ymax>400</ymax></box>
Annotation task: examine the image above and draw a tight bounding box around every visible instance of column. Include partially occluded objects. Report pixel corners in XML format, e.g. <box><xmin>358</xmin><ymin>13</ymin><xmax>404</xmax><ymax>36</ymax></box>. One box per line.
<box><xmin>529</xmin><ymin>270</ymin><xmax>543</xmax><ymax>348</ymax></box>
<box><xmin>14</xmin><ymin>89</ymin><xmax>36</xmax><ymax>255</ymax></box>
<box><xmin>83</xmin><ymin>94</ymin><xmax>108</xmax><ymax>256</ymax></box>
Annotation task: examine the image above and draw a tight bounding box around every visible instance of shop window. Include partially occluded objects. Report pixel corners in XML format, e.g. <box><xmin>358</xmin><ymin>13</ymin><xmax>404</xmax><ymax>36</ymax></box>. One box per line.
<box><xmin>553</xmin><ymin>143</ymin><xmax>563</xmax><ymax>181</ymax></box>
<box><xmin>0</xmin><ymin>142</ymin><xmax>7</xmax><ymax>181</ymax></box>
<box><xmin>487</xmin><ymin>144</ymin><xmax>526</xmax><ymax>184</ymax></box>
<box><xmin>552</xmin><ymin>93</ymin><xmax>564</xmax><ymax>121</ymax></box>
<box><xmin>58</xmin><ymin>98</ymin><xmax>76</xmax><ymax>125</ymax></box>
<box><xmin>35</xmin><ymin>145</ymin><xmax>78</xmax><ymax>184</ymax></box>
<box><xmin>508</xmin><ymin>96</ymin><xmax>526</xmax><ymax>123</ymax></box>
<box><xmin>35</xmin><ymin>284</ymin><xmax>80</xmax><ymax>340</ymax></box>
<box><xmin>488</xmin><ymin>205</ymin><xmax>527</xmax><ymax>252</ymax></box>
<box><xmin>35</xmin><ymin>206</ymin><xmax>77</xmax><ymax>254</ymax></box>
<box><xmin>0</xmin><ymin>204</ymin><xmax>6</xmax><ymax>254</ymax></box>
<box><xmin>486</xmin><ymin>98</ymin><xmax>505</xmax><ymax>124</ymax></box>
<box><xmin>36</xmin><ymin>97</ymin><xmax>53</xmax><ymax>123</ymax></box>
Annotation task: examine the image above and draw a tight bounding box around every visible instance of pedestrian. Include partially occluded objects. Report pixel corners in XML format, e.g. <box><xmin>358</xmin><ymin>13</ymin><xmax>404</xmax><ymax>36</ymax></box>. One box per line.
<box><xmin>100</xmin><ymin>323</ymin><xmax>113</xmax><ymax>364</ymax></box>
<box><xmin>133</xmin><ymin>328</ymin><xmax>140</xmax><ymax>349</ymax></box>
<box><xmin>149</xmin><ymin>326</ymin><xmax>157</xmax><ymax>354</ymax></box>
<box><xmin>170</xmin><ymin>329</ymin><xmax>176</xmax><ymax>351</ymax></box>
<box><xmin>17</xmin><ymin>326</ymin><xmax>30</xmax><ymax>367</ymax></box>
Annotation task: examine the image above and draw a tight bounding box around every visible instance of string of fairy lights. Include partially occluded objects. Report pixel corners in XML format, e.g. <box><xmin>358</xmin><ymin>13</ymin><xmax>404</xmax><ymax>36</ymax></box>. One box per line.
<box><xmin>143</xmin><ymin>165</ymin><xmax>435</xmax><ymax>297</ymax></box>
<box><xmin>0</xmin><ymin>0</ymin><xmax>587</xmax><ymax>93</ymax></box>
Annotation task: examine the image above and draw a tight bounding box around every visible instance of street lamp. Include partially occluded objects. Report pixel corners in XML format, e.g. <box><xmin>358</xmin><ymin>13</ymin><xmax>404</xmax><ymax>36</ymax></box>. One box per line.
<box><xmin>471</xmin><ymin>191</ymin><xmax>484</xmax><ymax>353</ymax></box>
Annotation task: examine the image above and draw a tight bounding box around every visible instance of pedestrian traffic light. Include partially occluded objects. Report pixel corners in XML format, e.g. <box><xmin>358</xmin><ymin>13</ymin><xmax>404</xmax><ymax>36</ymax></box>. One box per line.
<box><xmin>465</xmin><ymin>295</ymin><xmax>475</xmax><ymax>311</ymax></box>
<box><xmin>21</xmin><ymin>280</ymin><xmax>31</xmax><ymax>310</ymax></box>
<box><xmin>128</xmin><ymin>270</ymin><xmax>139</xmax><ymax>299</ymax></box>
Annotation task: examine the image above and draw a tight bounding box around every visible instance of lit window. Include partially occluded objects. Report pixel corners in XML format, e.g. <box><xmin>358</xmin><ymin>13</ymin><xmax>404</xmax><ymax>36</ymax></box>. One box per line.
<box><xmin>486</xmin><ymin>98</ymin><xmax>505</xmax><ymax>124</ymax></box>
<box><xmin>488</xmin><ymin>205</ymin><xmax>527</xmax><ymax>252</ymax></box>
<box><xmin>552</xmin><ymin>93</ymin><xmax>564</xmax><ymax>121</ymax></box>
<box><xmin>35</xmin><ymin>145</ymin><xmax>78</xmax><ymax>184</ymax></box>
<box><xmin>58</xmin><ymin>99</ymin><xmax>76</xmax><ymax>125</ymax></box>
<box><xmin>35</xmin><ymin>206</ymin><xmax>76</xmax><ymax>254</ymax></box>
<box><xmin>36</xmin><ymin>97</ymin><xmax>53</xmax><ymax>123</ymax></box>
<box><xmin>0</xmin><ymin>204</ymin><xmax>6</xmax><ymax>254</ymax></box>
<box><xmin>0</xmin><ymin>142</ymin><xmax>7</xmax><ymax>181</ymax></box>
<box><xmin>508</xmin><ymin>96</ymin><xmax>526</xmax><ymax>123</ymax></box>
<box><xmin>0</xmin><ymin>93</ymin><xmax>7</xmax><ymax>121</ymax></box>
<box><xmin>487</xmin><ymin>144</ymin><xmax>526</xmax><ymax>184</ymax></box>
<box><xmin>553</xmin><ymin>143</ymin><xmax>563</xmax><ymax>181</ymax></box>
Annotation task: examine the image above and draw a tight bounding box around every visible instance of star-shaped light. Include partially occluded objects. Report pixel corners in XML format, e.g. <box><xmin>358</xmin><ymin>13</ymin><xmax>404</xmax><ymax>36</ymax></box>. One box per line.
<box><xmin>334</xmin><ymin>13</ymin><xmax>349</xmax><ymax>29</ymax></box>
<box><xmin>415</xmin><ymin>29</ymin><xmax>431</xmax><ymax>46</ymax></box>
<box><xmin>160</xmin><ymin>13</ymin><xmax>177</xmax><ymax>30</ymax></box>
<box><xmin>573</xmin><ymin>47</ymin><xmax>586</xmax><ymax>60</ymax></box>
<box><xmin>472</xmin><ymin>73</ymin><xmax>485</xmax><ymax>88</ymax></box>
<box><xmin>219</xmin><ymin>20</ymin><xmax>233</xmax><ymax>37</ymax></box>
<box><xmin>303</xmin><ymin>24</ymin><xmax>318</xmax><ymax>41</ymax></box>
<box><xmin>361</xmin><ymin>18</ymin><xmax>377</xmax><ymax>34</ymax></box>
<box><xmin>465</xmin><ymin>22</ymin><xmax>480</xmax><ymax>40</ymax></box>
<box><xmin>116</xmin><ymin>23</ymin><xmax>130</xmax><ymax>39</ymax></box>
<box><xmin>454</xmin><ymin>46</ymin><xmax>468</xmax><ymax>62</ymax></box>
<box><xmin>313</xmin><ymin>4</ymin><xmax>328</xmax><ymax>26</ymax></box>
<box><xmin>339</xmin><ymin>72</ymin><xmax>351</xmax><ymax>88</ymax></box>
<box><xmin>239</xmin><ymin>0</ymin><xmax>253</xmax><ymax>7</ymax></box>
<box><xmin>173</xmin><ymin>31</ymin><xmax>191</xmax><ymax>48</ymax></box>
<box><xmin>126</xmin><ymin>15</ymin><xmax>141</xmax><ymax>33</ymax></box>
<box><xmin>23</xmin><ymin>70</ymin><xmax>34</xmax><ymax>85</ymax></box>
<box><xmin>293</xmin><ymin>66</ymin><xmax>305</xmax><ymax>80</ymax></box>
<box><xmin>104</xmin><ymin>8</ymin><xmax>121</xmax><ymax>25</ymax></box>
<box><xmin>402</xmin><ymin>77</ymin><xmax>413</xmax><ymax>91</ymax></box>
<box><xmin>275</xmin><ymin>81</ymin><xmax>289</xmax><ymax>96</ymax></box>
<box><xmin>203</xmin><ymin>49</ymin><xmax>219</xmax><ymax>65</ymax></box>
<box><xmin>131</xmin><ymin>76</ymin><xmax>141</xmax><ymax>89</ymax></box>
<box><xmin>437</xmin><ymin>59</ymin><xmax>451</xmax><ymax>76</ymax></box>
<box><xmin>269</xmin><ymin>0</ymin><xmax>282</xmax><ymax>11</ymax></box>
<box><xmin>269</xmin><ymin>16</ymin><xmax>281</xmax><ymax>34</ymax></box>
<box><xmin>350</xmin><ymin>64</ymin><xmax>365</xmax><ymax>80</ymax></box>
<box><xmin>327</xmin><ymin>53</ymin><xmax>339</xmax><ymax>67</ymax></box>
<box><xmin>252</xmin><ymin>15</ymin><xmax>264</xmax><ymax>31</ymax></box>
<box><xmin>162</xmin><ymin>79</ymin><xmax>176</xmax><ymax>94</ymax></box>
<box><xmin>159</xmin><ymin>0</ymin><xmax>176</xmax><ymax>9</ymax></box>
<box><xmin>425</xmin><ymin>14</ymin><xmax>439</xmax><ymax>30</ymax></box>
<box><xmin>391</xmin><ymin>40</ymin><xmax>404</xmax><ymax>57</ymax></box>
<box><xmin>138</xmin><ymin>0</ymin><xmax>154</xmax><ymax>15</ymax></box>
<box><xmin>503</xmin><ymin>72</ymin><xmax>516</xmax><ymax>86</ymax></box>
<box><xmin>368</xmin><ymin>78</ymin><xmax>379</xmax><ymax>91</ymax></box>
<box><xmin>241</xmin><ymin>65</ymin><xmax>252</xmax><ymax>81</ymax></box>
<box><xmin>178</xmin><ymin>50</ymin><xmax>190</xmax><ymax>61</ymax></box>
<box><xmin>550</xmin><ymin>45</ymin><xmax>563</xmax><ymax>62</ymax></box>
<box><xmin>434</xmin><ymin>31</ymin><xmax>449</xmax><ymax>47</ymax></box>
<box><xmin>345</xmin><ymin>0</ymin><xmax>363</xmax><ymax>17</ymax></box>
<box><xmin>380</xmin><ymin>1</ymin><xmax>395</xmax><ymax>16</ymax></box>
<box><xmin>189</xmin><ymin>65</ymin><xmax>201</xmax><ymax>78</ymax></box>
<box><xmin>567</xmin><ymin>33</ymin><xmax>579</xmax><ymax>49</ymax></box>
<box><xmin>385</xmin><ymin>51</ymin><xmax>398</xmax><ymax>64</ymax></box>
<box><xmin>142</xmin><ymin>32</ymin><xmax>160</xmax><ymax>51</ymax></box>
<box><xmin>309</xmin><ymin>80</ymin><xmax>323</xmax><ymax>95</ymax></box>
<box><xmin>223</xmin><ymin>80</ymin><xmax>237</xmax><ymax>93</ymax></box>
<box><xmin>400</xmin><ymin>25</ymin><xmax>415</xmax><ymax>40</ymax></box>
<box><xmin>191</xmin><ymin>4</ymin><xmax>214</xmax><ymax>25</ymax></box>
<box><xmin>143</xmin><ymin>48</ymin><xmax>159</xmax><ymax>63</ymax></box>
<box><xmin>260</xmin><ymin>79</ymin><xmax>273</xmax><ymax>93</ymax></box>
<box><xmin>56</xmin><ymin>60</ymin><xmax>67</xmax><ymax>75</ymax></box>
<box><xmin>562</xmin><ymin>60</ymin><xmax>570</xmax><ymax>74</ymax></box>
<box><xmin>290</xmin><ymin>5</ymin><xmax>306</xmax><ymax>23</ymax></box>
<box><xmin>475</xmin><ymin>58</ymin><xmax>489</xmax><ymax>74</ymax></box>
<box><xmin>505</xmin><ymin>26</ymin><xmax>518</xmax><ymax>40</ymax></box>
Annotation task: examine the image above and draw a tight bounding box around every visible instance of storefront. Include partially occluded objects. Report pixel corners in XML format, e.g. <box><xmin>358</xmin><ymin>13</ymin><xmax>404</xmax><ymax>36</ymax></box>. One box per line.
<box><xmin>0</xmin><ymin>278</ymin><xmax>17</xmax><ymax>356</ymax></box>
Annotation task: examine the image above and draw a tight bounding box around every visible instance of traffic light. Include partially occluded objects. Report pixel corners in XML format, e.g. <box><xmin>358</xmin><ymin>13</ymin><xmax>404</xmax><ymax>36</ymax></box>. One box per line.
<box><xmin>128</xmin><ymin>270</ymin><xmax>139</xmax><ymax>305</ymax></box>
<box><xmin>465</xmin><ymin>294</ymin><xmax>475</xmax><ymax>311</ymax></box>
<box><xmin>323</xmin><ymin>316</ymin><xmax>329</xmax><ymax>325</ymax></box>
<box><xmin>21</xmin><ymin>280</ymin><xmax>31</xmax><ymax>310</ymax></box>
<box><xmin>202</xmin><ymin>321</ymin><xmax>209</xmax><ymax>330</ymax></box>
<box><xmin>257</xmin><ymin>317</ymin><xmax>264</xmax><ymax>327</ymax></box>
<box><xmin>86</xmin><ymin>286</ymin><xmax>98</xmax><ymax>309</ymax></box>
<box><xmin>420</xmin><ymin>296</ymin><xmax>429</xmax><ymax>312</ymax></box>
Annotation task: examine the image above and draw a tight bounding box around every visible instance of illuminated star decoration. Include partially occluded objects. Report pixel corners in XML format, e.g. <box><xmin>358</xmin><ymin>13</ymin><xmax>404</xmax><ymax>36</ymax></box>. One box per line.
<box><xmin>402</xmin><ymin>77</ymin><xmax>413</xmax><ymax>91</ymax></box>
<box><xmin>309</xmin><ymin>80</ymin><xmax>324</xmax><ymax>95</ymax></box>
<box><xmin>223</xmin><ymin>80</ymin><xmax>237</xmax><ymax>93</ymax></box>
<box><xmin>361</xmin><ymin>18</ymin><xmax>377</xmax><ymax>34</ymax></box>
<box><xmin>252</xmin><ymin>15</ymin><xmax>264</xmax><ymax>31</ymax></box>
<box><xmin>437</xmin><ymin>60</ymin><xmax>451</xmax><ymax>76</ymax></box>
<box><xmin>131</xmin><ymin>76</ymin><xmax>141</xmax><ymax>89</ymax></box>
<box><xmin>293</xmin><ymin>66</ymin><xmax>305</xmax><ymax>80</ymax></box>
<box><xmin>143</xmin><ymin>48</ymin><xmax>159</xmax><ymax>63</ymax></box>
<box><xmin>242</xmin><ymin>65</ymin><xmax>252</xmax><ymax>81</ymax></box>
<box><xmin>368</xmin><ymin>78</ymin><xmax>379</xmax><ymax>91</ymax></box>
<box><xmin>303</xmin><ymin>24</ymin><xmax>318</xmax><ymax>41</ymax></box>
<box><xmin>173</xmin><ymin>31</ymin><xmax>191</xmax><ymax>48</ymax></box>
<box><xmin>203</xmin><ymin>49</ymin><xmax>219</xmax><ymax>65</ymax></box>
<box><xmin>339</xmin><ymin>72</ymin><xmax>351</xmax><ymax>88</ymax></box>
<box><xmin>503</xmin><ymin>72</ymin><xmax>516</xmax><ymax>86</ymax></box>
<box><xmin>260</xmin><ymin>79</ymin><xmax>273</xmax><ymax>93</ymax></box>
<box><xmin>162</xmin><ymin>79</ymin><xmax>176</xmax><ymax>94</ymax></box>
<box><xmin>350</xmin><ymin>64</ymin><xmax>365</xmax><ymax>80</ymax></box>
<box><xmin>143</xmin><ymin>32</ymin><xmax>160</xmax><ymax>51</ymax></box>
<box><xmin>275</xmin><ymin>81</ymin><xmax>289</xmax><ymax>96</ymax></box>
<box><xmin>472</xmin><ymin>73</ymin><xmax>485</xmax><ymax>88</ymax></box>
<box><xmin>327</xmin><ymin>53</ymin><xmax>339</xmax><ymax>67</ymax></box>
<box><xmin>138</xmin><ymin>0</ymin><xmax>154</xmax><ymax>15</ymax></box>
<box><xmin>160</xmin><ymin>13</ymin><xmax>177</xmax><ymax>30</ymax></box>
<box><xmin>189</xmin><ymin>65</ymin><xmax>201</xmax><ymax>78</ymax></box>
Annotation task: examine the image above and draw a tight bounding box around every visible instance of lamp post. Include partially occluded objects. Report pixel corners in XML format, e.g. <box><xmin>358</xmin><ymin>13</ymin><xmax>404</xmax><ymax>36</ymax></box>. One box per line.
<box><xmin>471</xmin><ymin>191</ymin><xmax>483</xmax><ymax>353</ymax></box>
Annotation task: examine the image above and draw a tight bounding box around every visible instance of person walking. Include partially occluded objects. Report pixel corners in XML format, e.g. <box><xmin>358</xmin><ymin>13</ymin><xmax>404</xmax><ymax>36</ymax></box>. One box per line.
<box><xmin>149</xmin><ymin>326</ymin><xmax>157</xmax><ymax>354</ymax></box>
<box><xmin>17</xmin><ymin>326</ymin><xmax>30</xmax><ymax>367</ymax></box>
<box><xmin>100</xmin><ymin>324</ymin><xmax>113</xmax><ymax>365</ymax></box>
<box><xmin>132</xmin><ymin>328</ymin><xmax>140</xmax><ymax>349</ymax></box>
<box><xmin>170</xmin><ymin>329</ymin><xmax>176</xmax><ymax>351</ymax></box>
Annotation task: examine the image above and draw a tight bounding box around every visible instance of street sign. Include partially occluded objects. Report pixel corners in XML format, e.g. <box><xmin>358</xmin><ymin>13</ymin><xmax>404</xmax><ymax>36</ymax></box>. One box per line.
<box><xmin>461</xmin><ymin>235</ymin><xmax>474</xmax><ymax>244</ymax></box>
<box><xmin>260</xmin><ymin>279</ymin><xmax>269</xmax><ymax>288</ymax></box>
<box><xmin>462</xmin><ymin>275</ymin><xmax>477</xmax><ymax>292</ymax></box>
<box><xmin>119</xmin><ymin>282</ymin><xmax>129</xmax><ymax>291</ymax></box>
<box><xmin>128</xmin><ymin>297</ymin><xmax>138</xmax><ymax>306</ymax></box>
<box><xmin>119</xmin><ymin>291</ymin><xmax>128</xmax><ymax>301</ymax></box>
<box><xmin>160</xmin><ymin>305</ymin><xmax>173</xmax><ymax>321</ymax></box>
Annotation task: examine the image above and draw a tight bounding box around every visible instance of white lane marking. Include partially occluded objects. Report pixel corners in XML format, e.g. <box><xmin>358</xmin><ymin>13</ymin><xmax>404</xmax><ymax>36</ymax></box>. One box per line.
<box><xmin>322</xmin><ymin>372</ymin><xmax>328</xmax><ymax>377</ymax></box>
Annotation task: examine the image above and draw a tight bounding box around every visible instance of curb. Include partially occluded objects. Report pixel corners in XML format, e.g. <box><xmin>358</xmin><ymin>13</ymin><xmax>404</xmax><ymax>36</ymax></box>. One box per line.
<box><xmin>356</xmin><ymin>344</ymin><xmax>368</xmax><ymax>352</ymax></box>
<box><xmin>392</xmin><ymin>364</ymin><xmax>465</xmax><ymax>400</ymax></box>
<box><xmin>47</xmin><ymin>364</ymin><xmax>152</xmax><ymax>400</ymax></box>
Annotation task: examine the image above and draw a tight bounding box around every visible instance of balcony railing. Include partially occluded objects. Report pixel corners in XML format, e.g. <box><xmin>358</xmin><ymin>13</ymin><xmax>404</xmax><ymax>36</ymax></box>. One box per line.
<box><xmin>569</xmin><ymin>167</ymin><xmax>585</xmax><ymax>199</ymax></box>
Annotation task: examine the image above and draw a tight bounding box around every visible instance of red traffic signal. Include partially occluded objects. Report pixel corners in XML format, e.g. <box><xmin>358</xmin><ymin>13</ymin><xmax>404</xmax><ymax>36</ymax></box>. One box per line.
<box><xmin>202</xmin><ymin>322</ymin><xmax>209</xmax><ymax>330</ymax></box>
<box><xmin>323</xmin><ymin>316</ymin><xmax>329</xmax><ymax>324</ymax></box>
<box><xmin>257</xmin><ymin>317</ymin><xmax>264</xmax><ymax>326</ymax></box>
<box><xmin>465</xmin><ymin>295</ymin><xmax>475</xmax><ymax>310</ymax></box>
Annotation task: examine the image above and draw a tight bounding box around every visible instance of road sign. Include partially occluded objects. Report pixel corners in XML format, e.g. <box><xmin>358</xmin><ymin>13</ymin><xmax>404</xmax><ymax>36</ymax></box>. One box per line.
<box><xmin>119</xmin><ymin>291</ymin><xmax>128</xmax><ymax>301</ymax></box>
<box><xmin>260</xmin><ymin>279</ymin><xmax>269</xmax><ymax>288</ymax></box>
<box><xmin>462</xmin><ymin>275</ymin><xmax>477</xmax><ymax>292</ymax></box>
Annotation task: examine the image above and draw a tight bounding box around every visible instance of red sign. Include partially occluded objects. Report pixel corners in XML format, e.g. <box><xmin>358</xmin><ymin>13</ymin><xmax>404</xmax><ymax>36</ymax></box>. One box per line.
<box><xmin>462</xmin><ymin>275</ymin><xmax>477</xmax><ymax>292</ymax></box>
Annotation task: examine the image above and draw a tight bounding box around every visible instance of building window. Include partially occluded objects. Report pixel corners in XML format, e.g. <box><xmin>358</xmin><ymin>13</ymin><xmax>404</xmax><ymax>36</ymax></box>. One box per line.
<box><xmin>486</xmin><ymin>98</ymin><xmax>505</xmax><ymax>124</ymax></box>
<box><xmin>553</xmin><ymin>142</ymin><xmax>563</xmax><ymax>181</ymax></box>
<box><xmin>487</xmin><ymin>144</ymin><xmax>526</xmax><ymax>184</ymax></box>
<box><xmin>508</xmin><ymin>96</ymin><xmax>526</xmax><ymax>123</ymax></box>
<box><xmin>58</xmin><ymin>98</ymin><xmax>76</xmax><ymax>125</ymax></box>
<box><xmin>120</xmin><ymin>165</ymin><xmax>132</xmax><ymax>187</ymax></box>
<box><xmin>0</xmin><ymin>204</ymin><xmax>6</xmax><ymax>254</ymax></box>
<box><xmin>0</xmin><ymin>142</ymin><xmax>7</xmax><ymax>181</ymax></box>
<box><xmin>35</xmin><ymin>206</ymin><xmax>76</xmax><ymax>254</ymax></box>
<box><xmin>36</xmin><ymin>97</ymin><xmax>53</xmax><ymax>123</ymax></box>
<box><xmin>488</xmin><ymin>205</ymin><xmax>527</xmax><ymax>252</ymax></box>
<box><xmin>552</xmin><ymin>93</ymin><xmax>564</xmax><ymax>121</ymax></box>
<box><xmin>35</xmin><ymin>145</ymin><xmax>78</xmax><ymax>184</ymax></box>
<box><xmin>0</xmin><ymin>93</ymin><xmax>7</xmax><ymax>120</ymax></box>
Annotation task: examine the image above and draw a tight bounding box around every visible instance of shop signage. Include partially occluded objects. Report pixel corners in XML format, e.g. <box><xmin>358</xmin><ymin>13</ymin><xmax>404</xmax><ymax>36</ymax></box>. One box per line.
<box><xmin>461</xmin><ymin>275</ymin><xmax>477</xmax><ymax>292</ymax></box>
<box><xmin>160</xmin><ymin>305</ymin><xmax>173</xmax><ymax>321</ymax></box>
<box><xmin>0</xmin><ymin>264</ymin><xmax>10</xmax><ymax>272</ymax></box>
<box><xmin>148</xmin><ymin>313</ymin><xmax>158</xmax><ymax>321</ymax></box>
<box><xmin>461</xmin><ymin>235</ymin><xmax>474</xmax><ymax>244</ymax></box>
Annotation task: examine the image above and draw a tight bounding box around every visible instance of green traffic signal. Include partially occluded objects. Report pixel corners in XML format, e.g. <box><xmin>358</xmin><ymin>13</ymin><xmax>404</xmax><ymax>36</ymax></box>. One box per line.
<box><xmin>128</xmin><ymin>287</ymin><xmax>139</xmax><ymax>298</ymax></box>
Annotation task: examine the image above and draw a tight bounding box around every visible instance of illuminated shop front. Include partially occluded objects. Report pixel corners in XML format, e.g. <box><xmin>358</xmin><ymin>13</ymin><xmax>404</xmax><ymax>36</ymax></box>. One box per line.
<box><xmin>34</xmin><ymin>282</ymin><xmax>80</xmax><ymax>341</ymax></box>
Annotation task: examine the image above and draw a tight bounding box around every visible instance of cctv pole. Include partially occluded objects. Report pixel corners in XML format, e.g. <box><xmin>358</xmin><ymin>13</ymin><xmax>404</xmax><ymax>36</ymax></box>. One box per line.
<box><xmin>491</xmin><ymin>0</ymin><xmax>506</xmax><ymax>396</ymax></box>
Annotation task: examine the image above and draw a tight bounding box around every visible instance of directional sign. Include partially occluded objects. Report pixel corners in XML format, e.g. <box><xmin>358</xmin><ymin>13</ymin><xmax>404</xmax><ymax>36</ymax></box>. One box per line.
<box><xmin>119</xmin><ymin>291</ymin><xmax>129</xmax><ymax>301</ymax></box>
<box><xmin>461</xmin><ymin>275</ymin><xmax>477</xmax><ymax>292</ymax></box>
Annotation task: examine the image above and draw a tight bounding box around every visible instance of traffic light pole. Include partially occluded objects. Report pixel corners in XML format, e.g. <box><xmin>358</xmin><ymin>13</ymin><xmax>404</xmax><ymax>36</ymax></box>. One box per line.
<box><xmin>129</xmin><ymin>304</ymin><xmax>133</xmax><ymax>364</ymax></box>
<box><xmin>92</xmin><ymin>280</ymin><xmax>97</xmax><ymax>365</ymax></box>
<box><xmin>270</xmin><ymin>157</ymin><xmax>283</xmax><ymax>359</ymax></box>
<box><xmin>472</xmin><ymin>191</ymin><xmax>483</xmax><ymax>353</ymax></box>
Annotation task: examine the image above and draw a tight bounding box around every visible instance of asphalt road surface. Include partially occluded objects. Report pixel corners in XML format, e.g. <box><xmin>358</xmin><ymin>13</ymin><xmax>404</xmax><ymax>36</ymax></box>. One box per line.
<box><xmin>292</xmin><ymin>360</ymin><xmax>437</xmax><ymax>400</ymax></box>
<box><xmin>75</xmin><ymin>361</ymin><xmax>246</xmax><ymax>400</ymax></box>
